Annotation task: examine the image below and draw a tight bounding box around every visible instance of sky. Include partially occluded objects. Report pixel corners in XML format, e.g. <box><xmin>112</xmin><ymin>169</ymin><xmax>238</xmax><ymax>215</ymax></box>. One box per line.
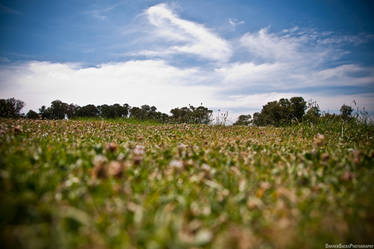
<box><xmin>0</xmin><ymin>0</ymin><xmax>374</xmax><ymax>121</ymax></box>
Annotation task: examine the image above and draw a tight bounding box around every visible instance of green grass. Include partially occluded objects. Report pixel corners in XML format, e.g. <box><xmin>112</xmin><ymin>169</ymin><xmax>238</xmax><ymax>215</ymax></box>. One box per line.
<box><xmin>70</xmin><ymin>117</ymin><xmax>164</xmax><ymax>125</ymax></box>
<box><xmin>0</xmin><ymin>118</ymin><xmax>373</xmax><ymax>249</ymax></box>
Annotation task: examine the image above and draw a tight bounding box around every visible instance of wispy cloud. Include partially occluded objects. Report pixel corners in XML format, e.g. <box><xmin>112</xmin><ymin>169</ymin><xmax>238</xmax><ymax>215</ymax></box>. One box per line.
<box><xmin>0</xmin><ymin>57</ymin><xmax>10</xmax><ymax>63</ymax></box>
<box><xmin>239</xmin><ymin>27</ymin><xmax>340</xmax><ymax>64</ymax></box>
<box><xmin>84</xmin><ymin>1</ymin><xmax>125</xmax><ymax>20</ymax></box>
<box><xmin>228</xmin><ymin>18</ymin><xmax>244</xmax><ymax>29</ymax></box>
<box><xmin>0</xmin><ymin>3</ymin><xmax>22</xmax><ymax>15</ymax></box>
<box><xmin>132</xmin><ymin>3</ymin><xmax>232</xmax><ymax>62</ymax></box>
<box><xmin>220</xmin><ymin>27</ymin><xmax>374</xmax><ymax>91</ymax></box>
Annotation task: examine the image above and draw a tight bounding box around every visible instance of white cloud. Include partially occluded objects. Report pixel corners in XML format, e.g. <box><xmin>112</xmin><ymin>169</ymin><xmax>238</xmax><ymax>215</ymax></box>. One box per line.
<box><xmin>228</xmin><ymin>18</ymin><xmax>244</xmax><ymax>29</ymax></box>
<box><xmin>85</xmin><ymin>2</ymin><xmax>125</xmax><ymax>20</ymax></box>
<box><xmin>1</xmin><ymin>60</ymin><xmax>373</xmax><ymax>119</ymax></box>
<box><xmin>134</xmin><ymin>3</ymin><xmax>232</xmax><ymax>62</ymax></box>
<box><xmin>317</xmin><ymin>33</ymin><xmax>374</xmax><ymax>46</ymax></box>
<box><xmin>0</xmin><ymin>60</ymin><xmax>216</xmax><ymax>113</ymax></box>
<box><xmin>239</xmin><ymin>27</ymin><xmax>335</xmax><ymax>64</ymax></box>
<box><xmin>215</xmin><ymin>61</ymin><xmax>374</xmax><ymax>90</ymax></box>
<box><xmin>216</xmin><ymin>28</ymin><xmax>374</xmax><ymax>90</ymax></box>
<box><xmin>240</xmin><ymin>27</ymin><xmax>373</xmax><ymax>65</ymax></box>
<box><xmin>313</xmin><ymin>64</ymin><xmax>374</xmax><ymax>85</ymax></box>
<box><xmin>240</xmin><ymin>28</ymin><xmax>300</xmax><ymax>62</ymax></box>
<box><xmin>215</xmin><ymin>62</ymin><xmax>287</xmax><ymax>88</ymax></box>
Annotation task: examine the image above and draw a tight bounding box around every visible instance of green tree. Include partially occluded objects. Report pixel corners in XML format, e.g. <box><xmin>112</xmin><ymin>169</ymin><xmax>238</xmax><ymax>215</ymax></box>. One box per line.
<box><xmin>290</xmin><ymin>97</ymin><xmax>307</xmax><ymax>122</ymax></box>
<box><xmin>233</xmin><ymin>114</ymin><xmax>252</xmax><ymax>126</ymax></box>
<box><xmin>0</xmin><ymin>98</ymin><xmax>25</xmax><ymax>118</ymax></box>
<box><xmin>66</xmin><ymin>104</ymin><xmax>79</xmax><ymax>119</ymax></box>
<box><xmin>39</xmin><ymin>105</ymin><xmax>51</xmax><ymax>119</ymax></box>
<box><xmin>129</xmin><ymin>107</ymin><xmax>143</xmax><ymax>120</ymax></box>
<box><xmin>26</xmin><ymin>110</ymin><xmax>39</xmax><ymax>119</ymax></box>
<box><xmin>252</xmin><ymin>97</ymin><xmax>307</xmax><ymax>126</ymax></box>
<box><xmin>49</xmin><ymin>100</ymin><xmax>69</xmax><ymax>119</ymax></box>
<box><xmin>340</xmin><ymin>104</ymin><xmax>353</xmax><ymax>120</ymax></box>
<box><xmin>252</xmin><ymin>112</ymin><xmax>262</xmax><ymax>126</ymax></box>
<box><xmin>304</xmin><ymin>100</ymin><xmax>321</xmax><ymax>123</ymax></box>
<box><xmin>98</xmin><ymin>103</ymin><xmax>129</xmax><ymax>119</ymax></box>
<box><xmin>77</xmin><ymin>104</ymin><xmax>99</xmax><ymax>118</ymax></box>
<box><xmin>170</xmin><ymin>105</ymin><xmax>212</xmax><ymax>124</ymax></box>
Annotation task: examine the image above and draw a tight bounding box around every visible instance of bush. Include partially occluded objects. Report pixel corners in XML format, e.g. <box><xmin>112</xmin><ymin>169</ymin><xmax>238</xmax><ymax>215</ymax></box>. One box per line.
<box><xmin>26</xmin><ymin>110</ymin><xmax>40</xmax><ymax>119</ymax></box>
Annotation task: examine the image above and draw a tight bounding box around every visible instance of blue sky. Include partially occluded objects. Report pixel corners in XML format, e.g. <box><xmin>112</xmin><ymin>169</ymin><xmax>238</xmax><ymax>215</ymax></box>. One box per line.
<box><xmin>1</xmin><ymin>0</ymin><xmax>374</xmax><ymax>119</ymax></box>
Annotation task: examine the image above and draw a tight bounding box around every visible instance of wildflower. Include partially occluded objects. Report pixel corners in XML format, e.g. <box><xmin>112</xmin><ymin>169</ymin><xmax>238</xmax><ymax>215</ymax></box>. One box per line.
<box><xmin>92</xmin><ymin>165</ymin><xmax>107</xmax><ymax>179</ymax></box>
<box><xmin>314</xmin><ymin>133</ymin><xmax>325</xmax><ymax>146</ymax></box>
<box><xmin>230</xmin><ymin>166</ymin><xmax>241</xmax><ymax>176</ymax></box>
<box><xmin>93</xmin><ymin>155</ymin><xmax>107</xmax><ymax>166</ymax></box>
<box><xmin>133</xmin><ymin>156</ymin><xmax>142</xmax><ymax>165</ymax></box>
<box><xmin>341</xmin><ymin>171</ymin><xmax>353</xmax><ymax>181</ymax></box>
<box><xmin>91</xmin><ymin>155</ymin><xmax>108</xmax><ymax>180</ymax></box>
<box><xmin>247</xmin><ymin>197</ymin><xmax>263</xmax><ymax>209</ymax></box>
<box><xmin>169</xmin><ymin>160</ymin><xmax>183</xmax><ymax>170</ymax></box>
<box><xmin>133</xmin><ymin>145</ymin><xmax>145</xmax><ymax>165</ymax></box>
<box><xmin>105</xmin><ymin>142</ymin><xmax>118</xmax><ymax>153</ymax></box>
<box><xmin>195</xmin><ymin>229</ymin><xmax>213</xmax><ymax>245</ymax></box>
<box><xmin>321</xmin><ymin>152</ymin><xmax>329</xmax><ymax>161</ymax></box>
<box><xmin>183</xmin><ymin>159</ymin><xmax>194</xmax><ymax>168</ymax></box>
<box><xmin>177</xmin><ymin>143</ymin><xmax>187</xmax><ymax>157</ymax></box>
<box><xmin>13</xmin><ymin>125</ymin><xmax>22</xmax><ymax>134</ymax></box>
<box><xmin>238</xmin><ymin>179</ymin><xmax>247</xmax><ymax>192</ymax></box>
<box><xmin>108</xmin><ymin>161</ymin><xmax>123</xmax><ymax>178</ymax></box>
<box><xmin>201</xmin><ymin>163</ymin><xmax>211</xmax><ymax>172</ymax></box>
<box><xmin>260</xmin><ymin>181</ymin><xmax>271</xmax><ymax>190</ymax></box>
<box><xmin>277</xmin><ymin>187</ymin><xmax>297</xmax><ymax>203</ymax></box>
<box><xmin>217</xmin><ymin>189</ymin><xmax>230</xmax><ymax>201</ymax></box>
<box><xmin>178</xmin><ymin>143</ymin><xmax>187</xmax><ymax>152</ymax></box>
<box><xmin>133</xmin><ymin>145</ymin><xmax>145</xmax><ymax>155</ymax></box>
<box><xmin>201</xmin><ymin>163</ymin><xmax>216</xmax><ymax>178</ymax></box>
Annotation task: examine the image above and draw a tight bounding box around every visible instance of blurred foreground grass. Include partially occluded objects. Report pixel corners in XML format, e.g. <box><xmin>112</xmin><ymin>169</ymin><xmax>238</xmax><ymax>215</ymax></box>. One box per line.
<box><xmin>0</xmin><ymin>118</ymin><xmax>373</xmax><ymax>249</ymax></box>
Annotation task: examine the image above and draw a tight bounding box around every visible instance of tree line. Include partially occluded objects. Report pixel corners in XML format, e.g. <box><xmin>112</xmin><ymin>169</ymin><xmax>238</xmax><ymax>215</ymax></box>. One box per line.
<box><xmin>0</xmin><ymin>97</ymin><xmax>361</xmax><ymax>126</ymax></box>
<box><xmin>0</xmin><ymin>98</ymin><xmax>212</xmax><ymax>124</ymax></box>
<box><xmin>233</xmin><ymin>96</ymin><xmax>358</xmax><ymax>126</ymax></box>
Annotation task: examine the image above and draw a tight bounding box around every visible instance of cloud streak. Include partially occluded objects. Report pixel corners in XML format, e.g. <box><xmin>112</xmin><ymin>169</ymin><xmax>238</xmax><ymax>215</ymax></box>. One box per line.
<box><xmin>133</xmin><ymin>3</ymin><xmax>232</xmax><ymax>62</ymax></box>
<box><xmin>0</xmin><ymin>3</ymin><xmax>22</xmax><ymax>15</ymax></box>
<box><xmin>217</xmin><ymin>27</ymin><xmax>374</xmax><ymax>92</ymax></box>
<box><xmin>228</xmin><ymin>18</ymin><xmax>244</xmax><ymax>29</ymax></box>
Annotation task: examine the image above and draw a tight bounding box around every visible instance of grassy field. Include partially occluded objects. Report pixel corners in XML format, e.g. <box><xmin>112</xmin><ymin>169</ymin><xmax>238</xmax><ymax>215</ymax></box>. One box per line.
<box><xmin>1</xmin><ymin>118</ymin><xmax>373</xmax><ymax>249</ymax></box>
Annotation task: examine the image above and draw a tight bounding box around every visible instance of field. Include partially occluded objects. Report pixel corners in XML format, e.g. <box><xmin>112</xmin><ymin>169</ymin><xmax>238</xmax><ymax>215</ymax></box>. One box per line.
<box><xmin>1</xmin><ymin>118</ymin><xmax>374</xmax><ymax>249</ymax></box>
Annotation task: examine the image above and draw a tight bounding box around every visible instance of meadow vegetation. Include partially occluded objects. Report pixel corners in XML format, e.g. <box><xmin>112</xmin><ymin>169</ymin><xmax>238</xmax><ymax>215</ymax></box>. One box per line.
<box><xmin>1</xmin><ymin>115</ymin><xmax>373</xmax><ymax>249</ymax></box>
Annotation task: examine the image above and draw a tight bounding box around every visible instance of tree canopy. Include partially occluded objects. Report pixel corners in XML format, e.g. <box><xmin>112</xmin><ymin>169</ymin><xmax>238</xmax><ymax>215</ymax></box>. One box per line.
<box><xmin>0</xmin><ymin>98</ymin><xmax>25</xmax><ymax>118</ymax></box>
<box><xmin>340</xmin><ymin>104</ymin><xmax>353</xmax><ymax>120</ymax></box>
<box><xmin>233</xmin><ymin>114</ymin><xmax>251</xmax><ymax>126</ymax></box>
<box><xmin>233</xmin><ymin>97</ymin><xmax>357</xmax><ymax>127</ymax></box>
<box><xmin>170</xmin><ymin>105</ymin><xmax>212</xmax><ymax>124</ymax></box>
<box><xmin>251</xmin><ymin>97</ymin><xmax>307</xmax><ymax>126</ymax></box>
